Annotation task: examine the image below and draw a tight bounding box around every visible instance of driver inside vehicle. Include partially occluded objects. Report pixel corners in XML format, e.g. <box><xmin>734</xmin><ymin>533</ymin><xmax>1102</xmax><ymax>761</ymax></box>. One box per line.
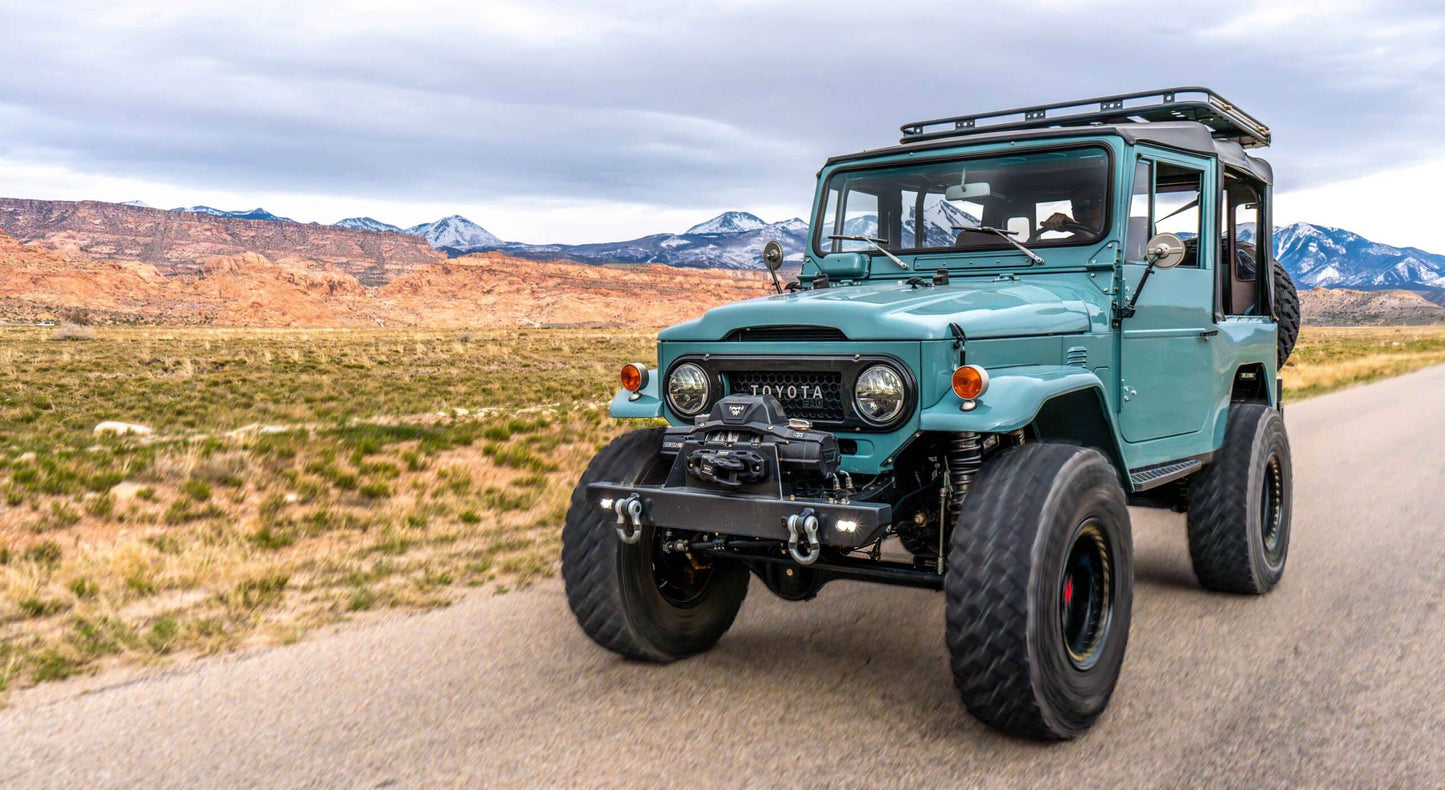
<box><xmin>1038</xmin><ymin>191</ymin><xmax>1104</xmax><ymax>238</ymax></box>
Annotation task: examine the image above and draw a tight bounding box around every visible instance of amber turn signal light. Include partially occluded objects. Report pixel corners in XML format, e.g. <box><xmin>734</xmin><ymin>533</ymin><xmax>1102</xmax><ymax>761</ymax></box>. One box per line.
<box><xmin>620</xmin><ymin>363</ymin><xmax>649</xmax><ymax>392</ymax></box>
<box><xmin>952</xmin><ymin>365</ymin><xmax>990</xmax><ymax>400</ymax></box>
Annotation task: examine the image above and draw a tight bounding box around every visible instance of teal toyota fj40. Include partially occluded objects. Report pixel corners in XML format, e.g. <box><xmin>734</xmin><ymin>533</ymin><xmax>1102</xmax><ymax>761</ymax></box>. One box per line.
<box><xmin>562</xmin><ymin>88</ymin><xmax>1298</xmax><ymax>739</ymax></box>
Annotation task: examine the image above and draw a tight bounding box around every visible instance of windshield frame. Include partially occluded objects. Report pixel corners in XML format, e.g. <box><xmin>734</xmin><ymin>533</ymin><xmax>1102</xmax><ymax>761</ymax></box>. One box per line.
<box><xmin>809</xmin><ymin>142</ymin><xmax>1116</xmax><ymax>261</ymax></box>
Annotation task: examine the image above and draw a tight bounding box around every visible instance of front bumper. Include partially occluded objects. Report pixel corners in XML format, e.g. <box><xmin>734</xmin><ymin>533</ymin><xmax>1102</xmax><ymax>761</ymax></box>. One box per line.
<box><xmin>585</xmin><ymin>482</ymin><xmax>892</xmax><ymax>549</ymax></box>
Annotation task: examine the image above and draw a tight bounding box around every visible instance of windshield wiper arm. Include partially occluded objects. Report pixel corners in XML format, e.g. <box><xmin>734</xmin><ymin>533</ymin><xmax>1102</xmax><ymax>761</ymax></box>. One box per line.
<box><xmin>951</xmin><ymin>226</ymin><xmax>1045</xmax><ymax>265</ymax></box>
<box><xmin>826</xmin><ymin>235</ymin><xmax>910</xmax><ymax>270</ymax></box>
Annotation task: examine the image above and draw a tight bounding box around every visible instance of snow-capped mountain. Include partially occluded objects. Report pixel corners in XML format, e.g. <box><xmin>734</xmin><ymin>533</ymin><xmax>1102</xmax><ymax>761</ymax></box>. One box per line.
<box><xmin>489</xmin><ymin>213</ymin><xmax>812</xmax><ymax>270</ymax></box>
<box><xmin>837</xmin><ymin>202</ymin><xmax>980</xmax><ymax>246</ymax></box>
<box><xmin>685</xmin><ymin>211</ymin><xmax>770</xmax><ymax>235</ymax></box>
<box><xmin>147</xmin><ymin>198</ymin><xmax>1445</xmax><ymax>292</ymax></box>
<box><xmin>1273</xmin><ymin>222</ymin><xmax>1445</xmax><ymax>290</ymax></box>
<box><xmin>170</xmin><ymin>206</ymin><xmax>296</xmax><ymax>223</ymax></box>
<box><xmin>334</xmin><ymin>217</ymin><xmax>403</xmax><ymax>233</ymax></box>
<box><xmin>121</xmin><ymin>200</ymin><xmax>151</xmax><ymax>208</ymax></box>
<box><xmin>404</xmin><ymin>215</ymin><xmax>503</xmax><ymax>253</ymax></box>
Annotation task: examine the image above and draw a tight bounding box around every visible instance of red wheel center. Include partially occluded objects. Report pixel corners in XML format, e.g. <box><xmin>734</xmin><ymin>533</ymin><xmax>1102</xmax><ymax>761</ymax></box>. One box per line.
<box><xmin>1064</xmin><ymin>576</ymin><xmax>1074</xmax><ymax>606</ymax></box>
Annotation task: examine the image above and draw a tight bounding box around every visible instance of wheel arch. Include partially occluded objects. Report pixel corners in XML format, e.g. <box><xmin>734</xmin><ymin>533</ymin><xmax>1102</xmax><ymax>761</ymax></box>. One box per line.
<box><xmin>1230</xmin><ymin>362</ymin><xmax>1273</xmax><ymax>407</ymax></box>
<box><xmin>1028</xmin><ymin>387</ymin><xmax>1127</xmax><ymax>476</ymax></box>
<box><xmin>919</xmin><ymin>365</ymin><xmax>1127</xmax><ymax>478</ymax></box>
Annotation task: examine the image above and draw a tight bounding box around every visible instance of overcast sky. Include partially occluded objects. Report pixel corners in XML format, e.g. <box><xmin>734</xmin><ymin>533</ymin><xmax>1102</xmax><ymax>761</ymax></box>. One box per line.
<box><xmin>1</xmin><ymin>0</ymin><xmax>1442</xmax><ymax>248</ymax></box>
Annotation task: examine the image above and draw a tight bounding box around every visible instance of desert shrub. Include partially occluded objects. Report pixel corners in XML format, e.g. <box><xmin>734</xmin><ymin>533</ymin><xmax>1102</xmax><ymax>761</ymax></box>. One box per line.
<box><xmin>50</xmin><ymin>323</ymin><xmax>95</xmax><ymax>341</ymax></box>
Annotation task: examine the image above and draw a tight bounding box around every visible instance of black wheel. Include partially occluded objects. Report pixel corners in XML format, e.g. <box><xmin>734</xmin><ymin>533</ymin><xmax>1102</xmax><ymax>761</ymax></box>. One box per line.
<box><xmin>1274</xmin><ymin>258</ymin><xmax>1300</xmax><ymax>368</ymax></box>
<box><xmin>562</xmin><ymin>428</ymin><xmax>749</xmax><ymax>662</ymax></box>
<box><xmin>945</xmin><ymin>443</ymin><xmax>1133</xmax><ymax>740</ymax></box>
<box><xmin>1187</xmin><ymin>404</ymin><xmax>1293</xmax><ymax>594</ymax></box>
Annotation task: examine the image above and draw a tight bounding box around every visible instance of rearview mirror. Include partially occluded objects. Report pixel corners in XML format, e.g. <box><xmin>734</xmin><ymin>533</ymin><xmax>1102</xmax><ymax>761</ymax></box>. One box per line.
<box><xmin>1145</xmin><ymin>233</ymin><xmax>1186</xmax><ymax>269</ymax></box>
<box><xmin>945</xmin><ymin>182</ymin><xmax>991</xmax><ymax>201</ymax></box>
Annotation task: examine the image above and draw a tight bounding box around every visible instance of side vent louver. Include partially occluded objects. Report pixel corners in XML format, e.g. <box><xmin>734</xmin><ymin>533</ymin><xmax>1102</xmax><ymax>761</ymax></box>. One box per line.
<box><xmin>1066</xmin><ymin>346</ymin><xmax>1088</xmax><ymax>367</ymax></box>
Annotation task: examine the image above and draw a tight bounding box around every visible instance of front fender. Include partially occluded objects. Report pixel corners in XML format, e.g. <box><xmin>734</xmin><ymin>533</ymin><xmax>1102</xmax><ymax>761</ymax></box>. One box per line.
<box><xmin>609</xmin><ymin>369</ymin><xmax>663</xmax><ymax>418</ymax></box>
<box><xmin>920</xmin><ymin>365</ymin><xmax>1108</xmax><ymax>434</ymax></box>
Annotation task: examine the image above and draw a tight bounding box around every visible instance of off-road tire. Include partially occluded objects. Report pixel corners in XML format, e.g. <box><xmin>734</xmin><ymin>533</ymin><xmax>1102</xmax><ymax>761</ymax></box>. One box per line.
<box><xmin>562</xmin><ymin>427</ymin><xmax>749</xmax><ymax>662</ymax></box>
<box><xmin>1187</xmin><ymin>404</ymin><xmax>1292</xmax><ymax>594</ymax></box>
<box><xmin>945</xmin><ymin>443</ymin><xmax>1133</xmax><ymax>740</ymax></box>
<box><xmin>1274</xmin><ymin>259</ymin><xmax>1300</xmax><ymax>368</ymax></box>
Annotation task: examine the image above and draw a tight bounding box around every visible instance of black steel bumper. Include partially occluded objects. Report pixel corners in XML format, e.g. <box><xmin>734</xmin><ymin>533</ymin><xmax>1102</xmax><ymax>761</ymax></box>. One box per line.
<box><xmin>585</xmin><ymin>482</ymin><xmax>892</xmax><ymax>548</ymax></box>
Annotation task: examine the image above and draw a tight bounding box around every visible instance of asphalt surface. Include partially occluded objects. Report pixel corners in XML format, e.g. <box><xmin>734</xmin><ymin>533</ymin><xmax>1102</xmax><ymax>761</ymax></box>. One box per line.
<box><xmin>4</xmin><ymin>366</ymin><xmax>1445</xmax><ymax>788</ymax></box>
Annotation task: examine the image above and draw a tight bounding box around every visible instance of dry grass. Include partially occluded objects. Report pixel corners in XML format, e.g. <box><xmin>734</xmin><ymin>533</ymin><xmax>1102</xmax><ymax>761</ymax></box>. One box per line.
<box><xmin>0</xmin><ymin>326</ymin><xmax>655</xmax><ymax>691</ymax></box>
<box><xmin>0</xmin><ymin>322</ymin><xmax>1439</xmax><ymax>692</ymax></box>
<box><xmin>1282</xmin><ymin>326</ymin><xmax>1445</xmax><ymax>400</ymax></box>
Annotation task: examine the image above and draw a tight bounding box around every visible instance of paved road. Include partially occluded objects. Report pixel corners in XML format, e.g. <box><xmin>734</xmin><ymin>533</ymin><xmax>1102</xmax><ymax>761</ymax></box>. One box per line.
<box><xmin>4</xmin><ymin>367</ymin><xmax>1445</xmax><ymax>788</ymax></box>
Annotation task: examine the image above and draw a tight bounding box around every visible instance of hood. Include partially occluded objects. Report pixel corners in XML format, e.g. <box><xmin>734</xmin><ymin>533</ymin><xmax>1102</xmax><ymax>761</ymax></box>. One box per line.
<box><xmin>659</xmin><ymin>277</ymin><xmax>1105</xmax><ymax>341</ymax></box>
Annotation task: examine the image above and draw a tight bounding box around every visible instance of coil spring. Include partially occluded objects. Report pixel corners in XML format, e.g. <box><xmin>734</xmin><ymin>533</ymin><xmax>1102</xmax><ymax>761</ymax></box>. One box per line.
<box><xmin>948</xmin><ymin>432</ymin><xmax>983</xmax><ymax>516</ymax></box>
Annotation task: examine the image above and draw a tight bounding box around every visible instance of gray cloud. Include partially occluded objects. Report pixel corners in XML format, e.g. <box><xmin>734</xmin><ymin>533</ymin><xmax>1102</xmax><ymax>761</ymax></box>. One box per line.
<box><xmin>1</xmin><ymin>0</ymin><xmax>1441</xmax><ymax>225</ymax></box>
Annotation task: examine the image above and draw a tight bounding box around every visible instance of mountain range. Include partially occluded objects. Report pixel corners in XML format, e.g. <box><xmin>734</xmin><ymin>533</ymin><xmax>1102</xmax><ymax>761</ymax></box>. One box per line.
<box><xmin>128</xmin><ymin>204</ymin><xmax>1445</xmax><ymax>297</ymax></box>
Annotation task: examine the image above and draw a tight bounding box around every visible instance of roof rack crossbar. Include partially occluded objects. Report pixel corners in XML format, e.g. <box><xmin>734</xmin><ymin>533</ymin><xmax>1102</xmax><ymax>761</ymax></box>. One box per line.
<box><xmin>899</xmin><ymin>87</ymin><xmax>1270</xmax><ymax>149</ymax></box>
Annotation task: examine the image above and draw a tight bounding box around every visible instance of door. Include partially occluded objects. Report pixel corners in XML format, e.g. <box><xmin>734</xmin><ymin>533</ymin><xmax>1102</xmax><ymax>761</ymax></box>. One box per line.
<box><xmin>1119</xmin><ymin>156</ymin><xmax>1220</xmax><ymax>443</ymax></box>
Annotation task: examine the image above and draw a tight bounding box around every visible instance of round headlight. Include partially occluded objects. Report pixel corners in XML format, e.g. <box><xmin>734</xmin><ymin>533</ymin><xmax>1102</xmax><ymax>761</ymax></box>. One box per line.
<box><xmin>666</xmin><ymin>362</ymin><xmax>711</xmax><ymax>416</ymax></box>
<box><xmin>854</xmin><ymin>364</ymin><xmax>906</xmax><ymax>424</ymax></box>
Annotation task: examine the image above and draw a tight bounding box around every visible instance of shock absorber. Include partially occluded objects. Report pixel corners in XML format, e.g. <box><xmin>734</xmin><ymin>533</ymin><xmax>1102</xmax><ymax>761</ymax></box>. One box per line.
<box><xmin>947</xmin><ymin>432</ymin><xmax>983</xmax><ymax>518</ymax></box>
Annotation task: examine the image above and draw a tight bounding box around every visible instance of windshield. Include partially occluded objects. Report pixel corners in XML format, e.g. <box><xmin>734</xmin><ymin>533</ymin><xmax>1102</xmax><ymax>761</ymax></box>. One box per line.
<box><xmin>813</xmin><ymin>146</ymin><xmax>1111</xmax><ymax>258</ymax></box>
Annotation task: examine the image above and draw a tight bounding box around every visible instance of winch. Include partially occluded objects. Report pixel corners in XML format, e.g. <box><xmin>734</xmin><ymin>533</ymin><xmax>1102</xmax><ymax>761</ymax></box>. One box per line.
<box><xmin>660</xmin><ymin>394</ymin><xmax>840</xmax><ymax>493</ymax></box>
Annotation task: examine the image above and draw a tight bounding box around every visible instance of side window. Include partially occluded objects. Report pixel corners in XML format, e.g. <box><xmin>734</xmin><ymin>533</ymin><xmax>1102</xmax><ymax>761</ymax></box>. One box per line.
<box><xmin>1153</xmin><ymin>163</ymin><xmax>1203</xmax><ymax>267</ymax></box>
<box><xmin>922</xmin><ymin>192</ymin><xmax>982</xmax><ymax>248</ymax></box>
<box><xmin>899</xmin><ymin>189</ymin><xmax>918</xmax><ymax>249</ymax></box>
<box><xmin>1125</xmin><ymin>160</ymin><xmax>1151</xmax><ymax>263</ymax></box>
<box><xmin>1033</xmin><ymin>199</ymin><xmax>1074</xmax><ymax>240</ymax></box>
<box><xmin>1223</xmin><ymin>175</ymin><xmax>1265</xmax><ymax>316</ymax></box>
<box><xmin>839</xmin><ymin>189</ymin><xmax>878</xmax><ymax>252</ymax></box>
<box><xmin>1230</xmin><ymin>184</ymin><xmax>1261</xmax><ymax>282</ymax></box>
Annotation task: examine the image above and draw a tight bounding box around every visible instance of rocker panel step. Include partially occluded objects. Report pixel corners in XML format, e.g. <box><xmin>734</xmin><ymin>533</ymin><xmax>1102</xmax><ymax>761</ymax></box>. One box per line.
<box><xmin>1129</xmin><ymin>459</ymin><xmax>1203</xmax><ymax>491</ymax></box>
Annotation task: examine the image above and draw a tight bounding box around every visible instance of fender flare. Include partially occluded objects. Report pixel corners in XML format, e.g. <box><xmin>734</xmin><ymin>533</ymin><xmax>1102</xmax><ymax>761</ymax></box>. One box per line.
<box><xmin>920</xmin><ymin>365</ymin><xmax>1125</xmax><ymax>469</ymax></box>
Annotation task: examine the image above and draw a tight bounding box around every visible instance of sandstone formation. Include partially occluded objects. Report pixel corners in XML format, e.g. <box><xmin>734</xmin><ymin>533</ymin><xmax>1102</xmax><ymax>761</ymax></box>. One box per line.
<box><xmin>1298</xmin><ymin>287</ymin><xmax>1445</xmax><ymax>326</ymax></box>
<box><xmin>0</xmin><ymin>198</ymin><xmax>443</xmax><ymax>286</ymax></box>
<box><xmin>0</xmin><ymin>231</ymin><xmax>771</xmax><ymax>328</ymax></box>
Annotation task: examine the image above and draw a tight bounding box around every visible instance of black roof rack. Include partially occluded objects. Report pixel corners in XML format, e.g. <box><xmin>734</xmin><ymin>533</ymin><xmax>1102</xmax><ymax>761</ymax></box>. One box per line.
<box><xmin>899</xmin><ymin>87</ymin><xmax>1270</xmax><ymax>149</ymax></box>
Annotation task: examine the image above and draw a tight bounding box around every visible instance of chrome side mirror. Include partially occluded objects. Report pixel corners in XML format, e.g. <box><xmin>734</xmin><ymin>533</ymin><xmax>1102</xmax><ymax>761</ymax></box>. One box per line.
<box><xmin>762</xmin><ymin>240</ymin><xmax>784</xmax><ymax>271</ymax></box>
<box><xmin>762</xmin><ymin>240</ymin><xmax>785</xmax><ymax>294</ymax></box>
<box><xmin>1145</xmin><ymin>232</ymin><xmax>1186</xmax><ymax>269</ymax></box>
<box><xmin>1118</xmin><ymin>233</ymin><xmax>1186</xmax><ymax>324</ymax></box>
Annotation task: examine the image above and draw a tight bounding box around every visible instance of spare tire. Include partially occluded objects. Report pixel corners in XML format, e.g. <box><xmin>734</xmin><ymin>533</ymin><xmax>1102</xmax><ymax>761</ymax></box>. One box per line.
<box><xmin>1273</xmin><ymin>258</ymin><xmax>1300</xmax><ymax>368</ymax></box>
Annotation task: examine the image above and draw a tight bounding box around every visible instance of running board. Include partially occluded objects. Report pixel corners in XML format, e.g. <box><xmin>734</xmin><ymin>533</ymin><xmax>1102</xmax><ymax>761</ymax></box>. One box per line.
<box><xmin>1129</xmin><ymin>459</ymin><xmax>1202</xmax><ymax>491</ymax></box>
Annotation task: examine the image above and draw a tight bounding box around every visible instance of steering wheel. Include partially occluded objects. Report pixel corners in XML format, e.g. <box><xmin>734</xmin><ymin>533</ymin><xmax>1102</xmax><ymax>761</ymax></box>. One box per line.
<box><xmin>1029</xmin><ymin>219</ymin><xmax>1094</xmax><ymax>243</ymax></box>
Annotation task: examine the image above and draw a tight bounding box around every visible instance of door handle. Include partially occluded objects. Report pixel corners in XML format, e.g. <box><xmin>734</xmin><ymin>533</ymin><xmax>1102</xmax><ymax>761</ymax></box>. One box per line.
<box><xmin>1198</xmin><ymin>329</ymin><xmax>1220</xmax><ymax>340</ymax></box>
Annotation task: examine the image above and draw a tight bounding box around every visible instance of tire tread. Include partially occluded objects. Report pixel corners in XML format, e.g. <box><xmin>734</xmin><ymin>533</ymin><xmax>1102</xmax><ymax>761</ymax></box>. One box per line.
<box><xmin>1187</xmin><ymin>404</ymin><xmax>1287</xmax><ymax>594</ymax></box>
<box><xmin>561</xmin><ymin>428</ymin><xmax>670</xmax><ymax>661</ymax></box>
<box><xmin>945</xmin><ymin>443</ymin><xmax>1129</xmax><ymax>739</ymax></box>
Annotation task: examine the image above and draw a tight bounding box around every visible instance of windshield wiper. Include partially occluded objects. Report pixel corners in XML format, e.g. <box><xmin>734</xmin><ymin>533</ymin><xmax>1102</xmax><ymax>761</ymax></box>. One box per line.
<box><xmin>826</xmin><ymin>235</ymin><xmax>910</xmax><ymax>270</ymax></box>
<box><xmin>951</xmin><ymin>226</ymin><xmax>1045</xmax><ymax>265</ymax></box>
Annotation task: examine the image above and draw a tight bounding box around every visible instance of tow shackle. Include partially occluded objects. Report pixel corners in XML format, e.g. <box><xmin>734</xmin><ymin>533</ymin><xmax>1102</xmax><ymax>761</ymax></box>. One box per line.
<box><xmin>785</xmin><ymin>508</ymin><xmax>821</xmax><ymax>565</ymax></box>
<box><xmin>612</xmin><ymin>495</ymin><xmax>645</xmax><ymax>544</ymax></box>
